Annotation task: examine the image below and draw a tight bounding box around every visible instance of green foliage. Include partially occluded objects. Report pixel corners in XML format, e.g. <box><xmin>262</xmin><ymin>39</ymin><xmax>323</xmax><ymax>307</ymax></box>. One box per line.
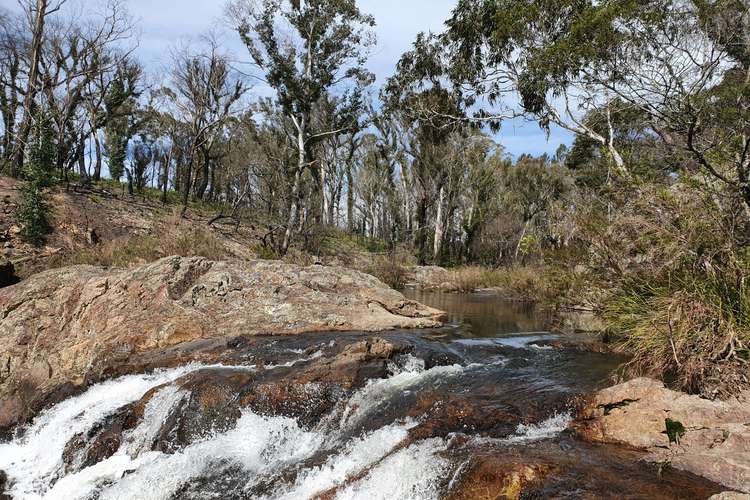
<box><xmin>25</xmin><ymin>110</ymin><xmax>56</xmax><ymax>186</ymax></box>
<box><xmin>598</xmin><ymin>183</ymin><xmax>750</xmax><ymax>396</ymax></box>
<box><xmin>104</xmin><ymin>68</ymin><xmax>136</xmax><ymax>181</ymax></box>
<box><xmin>15</xmin><ymin>181</ymin><xmax>51</xmax><ymax>247</ymax></box>
<box><xmin>250</xmin><ymin>243</ymin><xmax>280</xmax><ymax>261</ymax></box>
<box><xmin>665</xmin><ymin>418</ymin><xmax>686</xmax><ymax>445</ymax></box>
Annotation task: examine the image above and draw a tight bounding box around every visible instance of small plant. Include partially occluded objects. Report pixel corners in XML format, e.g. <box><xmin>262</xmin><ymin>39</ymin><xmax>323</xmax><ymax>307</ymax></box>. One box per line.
<box><xmin>665</xmin><ymin>418</ymin><xmax>686</xmax><ymax>445</ymax></box>
<box><xmin>15</xmin><ymin>181</ymin><xmax>51</xmax><ymax>246</ymax></box>
<box><xmin>367</xmin><ymin>255</ymin><xmax>408</xmax><ymax>289</ymax></box>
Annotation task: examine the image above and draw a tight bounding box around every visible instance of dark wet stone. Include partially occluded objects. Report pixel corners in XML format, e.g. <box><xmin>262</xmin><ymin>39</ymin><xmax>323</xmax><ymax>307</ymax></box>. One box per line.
<box><xmin>0</xmin><ymin>259</ymin><xmax>19</xmax><ymax>289</ymax></box>
<box><xmin>0</xmin><ymin>470</ymin><xmax>11</xmax><ymax>500</ymax></box>
<box><xmin>62</xmin><ymin>404</ymin><xmax>139</xmax><ymax>472</ymax></box>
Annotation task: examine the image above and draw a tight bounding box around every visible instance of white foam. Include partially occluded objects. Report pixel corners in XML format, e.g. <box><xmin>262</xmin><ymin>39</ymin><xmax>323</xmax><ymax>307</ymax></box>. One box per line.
<box><xmin>334</xmin><ymin>438</ymin><xmax>450</xmax><ymax>500</ymax></box>
<box><xmin>470</xmin><ymin>411</ymin><xmax>572</xmax><ymax>447</ymax></box>
<box><xmin>265</xmin><ymin>420</ymin><xmax>418</xmax><ymax>499</ymax></box>
<box><xmin>0</xmin><ymin>355</ymin><xmax>464</xmax><ymax>500</ymax></box>
<box><xmin>0</xmin><ymin>365</ymin><xmax>202</xmax><ymax>500</ymax></box>
<box><xmin>505</xmin><ymin>411</ymin><xmax>571</xmax><ymax>443</ymax></box>
<box><xmin>338</xmin><ymin>356</ymin><xmax>463</xmax><ymax>431</ymax></box>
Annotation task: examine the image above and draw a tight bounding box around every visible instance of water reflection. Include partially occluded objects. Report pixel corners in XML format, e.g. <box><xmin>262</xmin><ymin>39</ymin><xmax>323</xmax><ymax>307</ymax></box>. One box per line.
<box><xmin>403</xmin><ymin>289</ymin><xmax>550</xmax><ymax>339</ymax></box>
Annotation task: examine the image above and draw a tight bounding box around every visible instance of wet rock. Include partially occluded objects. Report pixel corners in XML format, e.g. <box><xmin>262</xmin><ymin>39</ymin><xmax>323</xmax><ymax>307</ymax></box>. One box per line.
<box><xmin>62</xmin><ymin>405</ymin><xmax>138</xmax><ymax>472</ymax></box>
<box><xmin>0</xmin><ymin>470</ymin><xmax>10</xmax><ymax>500</ymax></box>
<box><xmin>446</xmin><ymin>455</ymin><xmax>553</xmax><ymax>500</ymax></box>
<box><xmin>575</xmin><ymin>377</ymin><xmax>750</xmax><ymax>493</ymax></box>
<box><xmin>153</xmin><ymin>369</ymin><xmax>253</xmax><ymax>453</ymax></box>
<box><xmin>72</xmin><ymin>337</ymin><xmax>405</xmax><ymax>453</ymax></box>
<box><xmin>0</xmin><ymin>257</ymin><xmax>444</xmax><ymax>430</ymax></box>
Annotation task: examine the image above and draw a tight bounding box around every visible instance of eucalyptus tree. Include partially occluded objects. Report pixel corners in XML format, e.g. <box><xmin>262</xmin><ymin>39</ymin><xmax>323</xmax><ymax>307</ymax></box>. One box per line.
<box><xmin>440</xmin><ymin>0</ymin><xmax>750</xmax><ymax>202</ymax></box>
<box><xmin>0</xmin><ymin>11</ymin><xmax>24</xmax><ymax>167</ymax></box>
<box><xmin>10</xmin><ymin>0</ymin><xmax>68</xmax><ymax>176</ymax></box>
<box><xmin>166</xmin><ymin>39</ymin><xmax>246</xmax><ymax>214</ymax></box>
<box><xmin>227</xmin><ymin>0</ymin><xmax>376</xmax><ymax>254</ymax></box>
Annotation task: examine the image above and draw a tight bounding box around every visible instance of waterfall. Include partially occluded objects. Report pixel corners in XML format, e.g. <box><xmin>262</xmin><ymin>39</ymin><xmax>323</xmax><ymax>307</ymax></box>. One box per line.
<box><xmin>0</xmin><ymin>357</ymin><xmax>467</xmax><ymax>500</ymax></box>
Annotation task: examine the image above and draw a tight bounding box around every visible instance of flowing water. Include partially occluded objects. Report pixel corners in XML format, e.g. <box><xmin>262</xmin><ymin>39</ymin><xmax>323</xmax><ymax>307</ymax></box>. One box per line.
<box><xmin>0</xmin><ymin>292</ymin><xmax>723</xmax><ymax>499</ymax></box>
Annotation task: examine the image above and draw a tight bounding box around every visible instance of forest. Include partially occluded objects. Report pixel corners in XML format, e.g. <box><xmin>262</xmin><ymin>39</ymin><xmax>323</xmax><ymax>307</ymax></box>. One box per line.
<box><xmin>1</xmin><ymin>0</ymin><xmax>749</xmax><ymax>396</ymax></box>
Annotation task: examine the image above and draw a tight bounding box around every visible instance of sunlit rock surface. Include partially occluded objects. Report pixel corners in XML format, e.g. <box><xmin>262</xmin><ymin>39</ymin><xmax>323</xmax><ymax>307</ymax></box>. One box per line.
<box><xmin>576</xmin><ymin>377</ymin><xmax>750</xmax><ymax>493</ymax></box>
<box><xmin>0</xmin><ymin>256</ymin><xmax>444</xmax><ymax>429</ymax></box>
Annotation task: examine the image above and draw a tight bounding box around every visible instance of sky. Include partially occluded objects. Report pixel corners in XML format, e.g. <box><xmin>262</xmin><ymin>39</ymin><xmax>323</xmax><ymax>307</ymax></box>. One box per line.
<box><xmin>0</xmin><ymin>0</ymin><xmax>573</xmax><ymax>157</ymax></box>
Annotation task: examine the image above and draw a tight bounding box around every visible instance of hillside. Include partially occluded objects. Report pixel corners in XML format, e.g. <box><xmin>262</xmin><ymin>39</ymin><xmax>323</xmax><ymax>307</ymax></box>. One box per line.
<box><xmin>0</xmin><ymin>177</ymin><xmax>389</xmax><ymax>283</ymax></box>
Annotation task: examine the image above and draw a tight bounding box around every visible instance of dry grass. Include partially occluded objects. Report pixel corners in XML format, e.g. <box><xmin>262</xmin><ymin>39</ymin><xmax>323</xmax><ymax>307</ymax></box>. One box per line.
<box><xmin>60</xmin><ymin>227</ymin><xmax>231</xmax><ymax>269</ymax></box>
<box><xmin>366</xmin><ymin>255</ymin><xmax>410</xmax><ymax>289</ymax></box>
<box><xmin>445</xmin><ymin>265</ymin><xmax>587</xmax><ymax>305</ymax></box>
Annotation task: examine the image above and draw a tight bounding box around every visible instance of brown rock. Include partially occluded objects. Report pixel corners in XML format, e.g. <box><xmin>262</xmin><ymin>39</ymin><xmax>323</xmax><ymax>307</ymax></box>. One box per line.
<box><xmin>575</xmin><ymin>377</ymin><xmax>750</xmax><ymax>493</ymax></box>
<box><xmin>446</xmin><ymin>455</ymin><xmax>552</xmax><ymax>500</ymax></box>
<box><xmin>406</xmin><ymin>266</ymin><xmax>455</xmax><ymax>290</ymax></box>
<box><xmin>0</xmin><ymin>256</ymin><xmax>444</xmax><ymax>429</ymax></box>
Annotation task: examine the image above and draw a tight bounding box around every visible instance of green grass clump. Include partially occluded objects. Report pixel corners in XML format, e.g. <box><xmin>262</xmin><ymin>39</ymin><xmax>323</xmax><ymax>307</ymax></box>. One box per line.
<box><xmin>603</xmin><ymin>266</ymin><xmax>750</xmax><ymax>396</ymax></box>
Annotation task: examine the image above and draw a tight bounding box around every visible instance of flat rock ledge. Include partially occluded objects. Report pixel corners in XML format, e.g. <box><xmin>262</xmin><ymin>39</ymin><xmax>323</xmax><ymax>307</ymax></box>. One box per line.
<box><xmin>575</xmin><ymin>377</ymin><xmax>750</xmax><ymax>494</ymax></box>
<box><xmin>0</xmin><ymin>256</ymin><xmax>444</xmax><ymax>429</ymax></box>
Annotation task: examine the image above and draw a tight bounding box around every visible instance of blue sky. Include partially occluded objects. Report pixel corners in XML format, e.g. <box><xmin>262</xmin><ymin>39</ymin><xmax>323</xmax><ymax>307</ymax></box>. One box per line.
<box><xmin>1</xmin><ymin>0</ymin><xmax>573</xmax><ymax>157</ymax></box>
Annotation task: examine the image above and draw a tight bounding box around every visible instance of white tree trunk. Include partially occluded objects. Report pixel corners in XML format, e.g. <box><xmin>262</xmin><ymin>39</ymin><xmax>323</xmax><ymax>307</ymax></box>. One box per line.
<box><xmin>433</xmin><ymin>184</ymin><xmax>446</xmax><ymax>261</ymax></box>
<box><xmin>282</xmin><ymin>120</ymin><xmax>306</xmax><ymax>255</ymax></box>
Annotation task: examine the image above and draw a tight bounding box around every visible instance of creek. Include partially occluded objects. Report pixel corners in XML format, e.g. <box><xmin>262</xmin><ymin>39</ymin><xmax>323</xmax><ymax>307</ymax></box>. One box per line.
<box><xmin>0</xmin><ymin>291</ymin><xmax>722</xmax><ymax>499</ymax></box>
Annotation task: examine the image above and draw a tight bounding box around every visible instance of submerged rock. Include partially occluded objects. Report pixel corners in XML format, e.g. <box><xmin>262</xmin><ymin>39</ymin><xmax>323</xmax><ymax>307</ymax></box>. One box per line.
<box><xmin>0</xmin><ymin>256</ymin><xmax>444</xmax><ymax>430</ymax></box>
<box><xmin>575</xmin><ymin>377</ymin><xmax>750</xmax><ymax>493</ymax></box>
<box><xmin>446</xmin><ymin>456</ymin><xmax>552</xmax><ymax>500</ymax></box>
<box><xmin>58</xmin><ymin>337</ymin><xmax>408</xmax><ymax>462</ymax></box>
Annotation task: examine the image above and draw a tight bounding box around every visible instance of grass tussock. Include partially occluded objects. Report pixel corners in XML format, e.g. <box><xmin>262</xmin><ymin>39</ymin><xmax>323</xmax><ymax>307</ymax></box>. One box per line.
<box><xmin>446</xmin><ymin>265</ymin><xmax>587</xmax><ymax>305</ymax></box>
<box><xmin>366</xmin><ymin>254</ymin><xmax>410</xmax><ymax>289</ymax></box>
<box><xmin>603</xmin><ymin>269</ymin><xmax>750</xmax><ymax>397</ymax></box>
<box><xmin>63</xmin><ymin>227</ymin><xmax>231</xmax><ymax>269</ymax></box>
<box><xmin>597</xmin><ymin>184</ymin><xmax>750</xmax><ymax>396</ymax></box>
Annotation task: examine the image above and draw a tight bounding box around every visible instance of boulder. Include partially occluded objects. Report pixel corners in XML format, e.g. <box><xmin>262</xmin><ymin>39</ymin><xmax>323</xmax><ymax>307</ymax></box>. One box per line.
<box><xmin>0</xmin><ymin>256</ymin><xmax>444</xmax><ymax>429</ymax></box>
<box><xmin>406</xmin><ymin>266</ymin><xmax>455</xmax><ymax>290</ymax></box>
<box><xmin>575</xmin><ymin>377</ymin><xmax>750</xmax><ymax>493</ymax></box>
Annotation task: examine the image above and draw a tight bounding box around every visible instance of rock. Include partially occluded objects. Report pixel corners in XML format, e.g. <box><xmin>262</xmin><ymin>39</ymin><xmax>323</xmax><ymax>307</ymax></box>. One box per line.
<box><xmin>59</xmin><ymin>337</ymin><xmax>405</xmax><ymax>456</ymax></box>
<box><xmin>405</xmin><ymin>266</ymin><xmax>456</xmax><ymax>290</ymax></box>
<box><xmin>0</xmin><ymin>259</ymin><xmax>18</xmax><ymax>288</ymax></box>
<box><xmin>0</xmin><ymin>470</ymin><xmax>10</xmax><ymax>500</ymax></box>
<box><xmin>555</xmin><ymin>307</ymin><xmax>604</xmax><ymax>333</ymax></box>
<box><xmin>0</xmin><ymin>256</ymin><xmax>445</xmax><ymax>430</ymax></box>
<box><xmin>446</xmin><ymin>455</ymin><xmax>552</xmax><ymax>500</ymax></box>
<box><xmin>710</xmin><ymin>494</ymin><xmax>750</xmax><ymax>500</ymax></box>
<box><xmin>575</xmin><ymin>377</ymin><xmax>750</xmax><ymax>493</ymax></box>
<box><xmin>85</xmin><ymin>228</ymin><xmax>99</xmax><ymax>245</ymax></box>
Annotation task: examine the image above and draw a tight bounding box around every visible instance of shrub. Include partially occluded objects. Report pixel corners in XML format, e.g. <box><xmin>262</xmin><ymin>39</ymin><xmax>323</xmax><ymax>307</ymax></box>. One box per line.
<box><xmin>366</xmin><ymin>254</ymin><xmax>409</xmax><ymax>289</ymax></box>
<box><xmin>15</xmin><ymin>182</ymin><xmax>51</xmax><ymax>247</ymax></box>
<box><xmin>445</xmin><ymin>265</ymin><xmax>584</xmax><ymax>305</ymax></box>
<box><xmin>603</xmin><ymin>266</ymin><xmax>750</xmax><ymax>397</ymax></box>
<box><xmin>599</xmin><ymin>184</ymin><xmax>750</xmax><ymax>396</ymax></box>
